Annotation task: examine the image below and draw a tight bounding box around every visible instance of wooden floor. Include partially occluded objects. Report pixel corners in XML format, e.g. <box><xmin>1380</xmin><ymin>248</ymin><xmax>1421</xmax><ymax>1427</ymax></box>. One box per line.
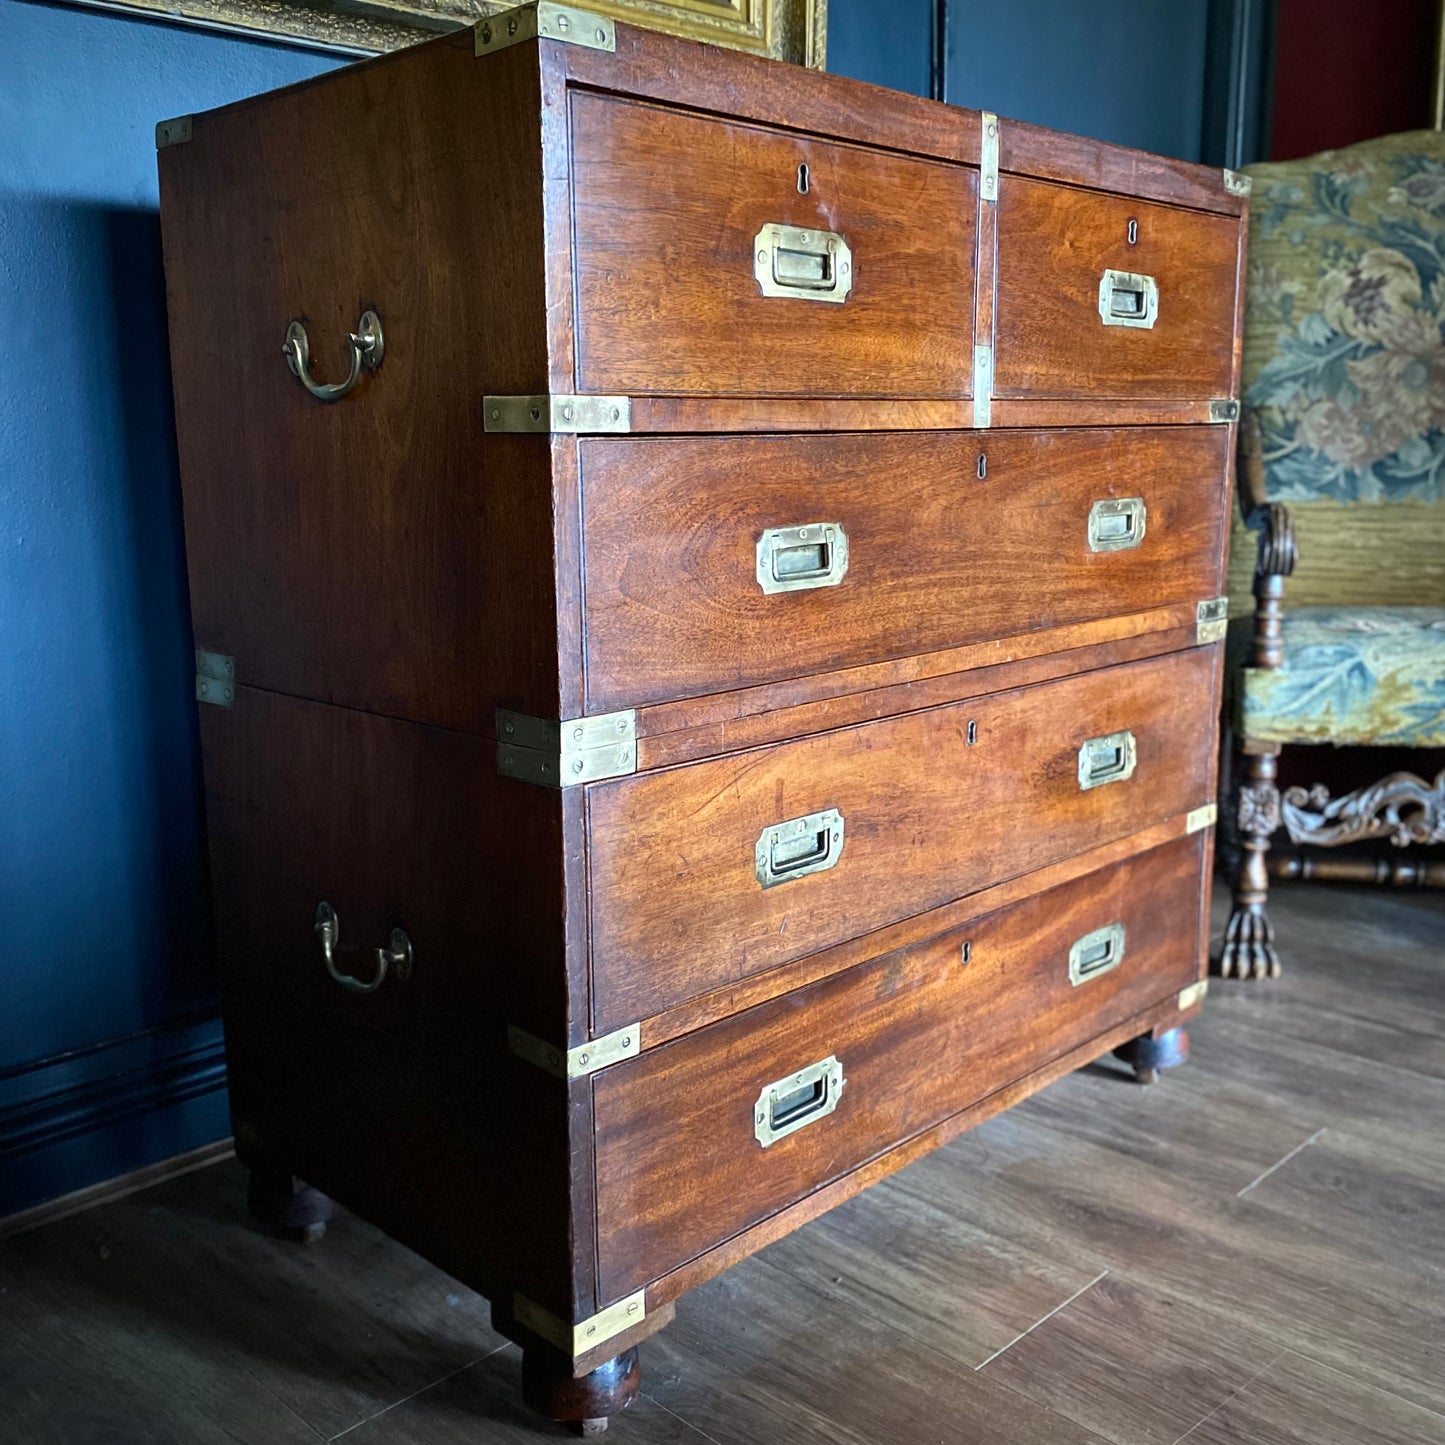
<box><xmin>3</xmin><ymin>878</ymin><xmax>1443</xmax><ymax>1444</ymax></box>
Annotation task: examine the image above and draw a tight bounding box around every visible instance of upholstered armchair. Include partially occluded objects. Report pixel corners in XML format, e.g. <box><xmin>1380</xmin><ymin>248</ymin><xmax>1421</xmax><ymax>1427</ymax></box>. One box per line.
<box><xmin>1220</xmin><ymin>130</ymin><xmax>1445</xmax><ymax>979</ymax></box>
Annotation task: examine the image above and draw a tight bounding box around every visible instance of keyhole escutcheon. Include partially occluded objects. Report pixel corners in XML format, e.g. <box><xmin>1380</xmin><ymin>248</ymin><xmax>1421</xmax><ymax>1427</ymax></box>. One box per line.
<box><xmin>1127</xmin><ymin>217</ymin><xmax>1138</xmax><ymax>245</ymax></box>
<box><xmin>797</xmin><ymin>162</ymin><xmax>810</xmax><ymax>195</ymax></box>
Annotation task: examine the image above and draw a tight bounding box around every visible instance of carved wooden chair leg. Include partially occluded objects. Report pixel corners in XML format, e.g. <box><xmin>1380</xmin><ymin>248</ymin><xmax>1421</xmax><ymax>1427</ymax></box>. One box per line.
<box><xmin>1113</xmin><ymin>1025</ymin><xmax>1190</xmax><ymax>1085</ymax></box>
<box><xmin>1219</xmin><ymin>748</ymin><xmax>1282</xmax><ymax>979</ymax></box>
<box><xmin>246</xmin><ymin>1163</ymin><xmax>337</xmax><ymax>1244</ymax></box>
<box><xmin>521</xmin><ymin>1344</ymin><xmax>639</xmax><ymax>1435</ymax></box>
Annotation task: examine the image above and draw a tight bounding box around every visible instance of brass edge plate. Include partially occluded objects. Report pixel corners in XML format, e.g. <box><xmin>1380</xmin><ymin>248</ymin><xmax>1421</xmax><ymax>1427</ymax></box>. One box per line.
<box><xmin>195</xmin><ymin>648</ymin><xmax>236</xmax><ymax>707</ymax></box>
<box><xmin>496</xmin><ymin>707</ymin><xmax>637</xmax><ymax>787</ymax></box>
<box><xmin>972</xmin><ymin>344</ymin><xmax>993</xmax><ymax>428</ymax></box>
<box><xmin>514</xmin><ymin>1289</ymin><xmax>647</xmax><ymax>1356</ymax></box>
<box><xmin>1186</xmin><ymin>802</ymin><xmax>1218</xmax><ymax>834</ymax></box>
<box><xmin>508</xmin><ymin>1021</ymin><xmax>641</xmax><ymax>1079</ymax></box>
<box><xmin>1196</xmin><ymin>596</ymin><xmax>1229</xmax><ymax>645</ymax></box>
<box><xmin>484</xmin><ymin>395</ymin><xmax>631</xmax><ymax>434</ymax></box>
<box><xmin>979</xmin><ymin>111</ymin><xmax>999</xmax><ymax>203</ymax></box>
<box><xmin>1209</xmin><ymin>398</ymin><xmax>1241</xmax><ymax>422</ymax></box>
<box><xmin>1178</xmin><ymin>979</ymin><xmax>1209</xmax><ymax>1010</ymax></box>
<box><xmin>475</xmin><ymin>3</ymin><xmax>616</xmax><ymax>55</ymax></box>
<box><xmin>1223</xmin><ymin>169</ymin><xmax>1252</xmax><ymax>196</ymax></box>
<box><xmin>155</xmin><ymin>115</ymin><xmax>193</xmax><ymax>148</ymax></box>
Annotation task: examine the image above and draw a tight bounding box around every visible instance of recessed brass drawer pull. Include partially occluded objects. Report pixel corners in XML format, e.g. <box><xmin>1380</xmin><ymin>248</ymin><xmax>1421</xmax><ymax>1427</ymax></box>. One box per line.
<box><xmin>1098</xmin><ymin>269</ymin><xmax>1158</xmax><ymax>329</ymax></box>
<box><xmin>755</xmin><ymin>808</ymin><xmax>845</xmax><ymax>888</ymax></box>
<box><xmin>1069</xmin><ymin>921</ymin><xmax>1126</xmax><ymax>985</ymax></box>
<box><xmin>754</xmin><ymin>223</ymin><xmax>853</xmax><ymax>303</ymax></box>
<box><xmin>1087</xmin><ymin>497</ymin><xmax>1147</xmax><ymax>552</ymax></box>
<box><xmin>314</xmin><ymin>901</ymin><xmax>412</xmax><ymax>993</ymax></box>
<box><xmin>754</xmin><ymin>1055</ymin><xmax>845</xmax><ymax>1147</ymax></box>
<box><xmin>756</xmin><ymin>523</ymin><xmax>849</xmax><ymax>594</ymax></box>
<box><xmin>1077</xmin><ymin>729</ymin><xmax>1137</xmax><ymax>790</ymax></box>
<box><xmin>283</xmin><ymin>310</ymin><xmax>384</xmax><ymax>402</ymax></box>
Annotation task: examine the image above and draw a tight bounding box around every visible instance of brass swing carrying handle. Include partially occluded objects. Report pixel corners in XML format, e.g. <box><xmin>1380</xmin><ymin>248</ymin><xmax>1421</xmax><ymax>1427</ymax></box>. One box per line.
<box><xmin>313</xmin><ymin>901</ymin><xmax>412</xmax><ymax>994</ymax></box>
<box><xmin>283</xmin><ymin>310</ymin><xmax>384</xmax><ymax>402</ymax></box>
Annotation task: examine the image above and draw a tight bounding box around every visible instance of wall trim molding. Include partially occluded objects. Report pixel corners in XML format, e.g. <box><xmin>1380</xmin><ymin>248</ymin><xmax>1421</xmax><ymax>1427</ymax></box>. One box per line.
<box><xmin>0</xmin><ymin>1014</ymin><xmax>230</xmax><ymax>1216</ymax></box>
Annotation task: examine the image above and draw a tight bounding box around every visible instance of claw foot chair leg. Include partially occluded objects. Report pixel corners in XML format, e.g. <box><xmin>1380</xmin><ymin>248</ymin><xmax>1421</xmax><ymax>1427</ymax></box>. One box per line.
<box><xmin>1220</xmin><ymin>748</ymin><xmax>1283</xmax><ymax>979</ymax></box>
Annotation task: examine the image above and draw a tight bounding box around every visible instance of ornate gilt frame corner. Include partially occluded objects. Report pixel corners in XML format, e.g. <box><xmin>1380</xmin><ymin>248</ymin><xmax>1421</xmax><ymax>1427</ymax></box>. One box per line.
<box><xmin>61</xmin><ymin>0</ymin><xmax>826</xmax><ymax>66</ymax></box>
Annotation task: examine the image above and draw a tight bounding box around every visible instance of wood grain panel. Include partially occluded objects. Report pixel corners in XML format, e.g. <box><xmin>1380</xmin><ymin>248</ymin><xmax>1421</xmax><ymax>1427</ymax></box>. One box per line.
<box><xmin>592</xmin><ymin>835</ymin><xmax>1206</xmax><ymax>1298</ymax></box>
<box><xmin>994</xmin><ymin>178</ymin><xmax>1239</xmax><ymax>400</ymax></box>
<box><xmin>579</xmin><ymin>427</ymin><xmax>1229</xmax><ymax>711</ymax></box>
<box><xmin>587</xmin><ymin>646</ymin><xmax>1217</xmax><ymax>1030</ymax></box>
<box><xmin>570</xmin><ymin>93</ymin><xmax>977</xmax><ymax>398</ymax></box>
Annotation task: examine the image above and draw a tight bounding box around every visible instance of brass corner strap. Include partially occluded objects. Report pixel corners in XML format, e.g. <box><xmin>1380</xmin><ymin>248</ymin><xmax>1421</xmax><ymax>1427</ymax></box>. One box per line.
<box><xmin>156</xmin><ymin>116</ymin><xmax>193</xmax><ymax>149</ymax></box>
<box><xmin>475</xmin><ymin>3</ymin><xmax>616</xmax><ymax>55</ymax></box>
<box><xmin>1178</xmin><ymin>979</ymin><xmax>1209</xmax><ymax>1011</ymax></box>
<box><xmin>195</xmin><ymin>649</ymin><xmax>235</xmax><ymax>707</ymax></box>
<box><xmin>496</xmin><ymin>708</ymin><xmax>637</xmax><ymax>787</ymax></box>
<box><xmin>1223</xmin><ymin>169</ymin><xmax>1252</xmax><ymax>197</ymax></box>
<box><xmin>484</xmin><ymin>394</ymin><xmax>631</xmax><ymax>434</ymax></box>
<box><xmin>1186</xmin><ymin>802</ymin><xmax>1219</xmax><ymax>834</ymax></box>
<box><xmin>979</xmin><ymin>111</ymin><xmax>999</xmax><ymax>203</ymax></box>
<box><xmin>508</xmin><ymin>1021</ymin><xmax>641</xmax><ymax>1080</ymax></box>
<box><xmin>1209</xmin><ymin>399</ymin><xmax>1241</xmax><ymax>423</ymax></box>
<box><xmin>1197</xmin><ymin>596</ymin><xmax>1229</xmax><ymax>645</ymax></box>
<box><xmin>514</xmin><ymin>1289</ymin><xmax>646</xmax><ymax>1356</ymax></box>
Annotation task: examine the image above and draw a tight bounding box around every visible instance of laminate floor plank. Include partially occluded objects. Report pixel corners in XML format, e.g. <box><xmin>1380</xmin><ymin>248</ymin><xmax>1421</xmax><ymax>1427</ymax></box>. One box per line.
<box><xmin>978</xmin><ymin>1272</ymin><xmax>1282</xmax><ymax>1445</ymax></box>
<box><xmin>755</xmin><ymin>1173</ymin><xmax>1105</xmax><ymax>1369</ymax></box>
<box><xmin>1181</xmin><ymin>1349</ymin><xmax>1445</xmax><ymax>1445</ymax></box>
<box><xmin>642</xmin><ymin>1255</ymin><xmax>1117</xmax><ymax>1445</ymax></box>
<box><xmin>336</xmin><ymin>1345</ymin><xmax>712</xmax><ymax>1445</ymax></box>
<box><xmin>1</xmin><ymin>1158</ymin><xmax>505</xmax><ymax>1440</ymax></box>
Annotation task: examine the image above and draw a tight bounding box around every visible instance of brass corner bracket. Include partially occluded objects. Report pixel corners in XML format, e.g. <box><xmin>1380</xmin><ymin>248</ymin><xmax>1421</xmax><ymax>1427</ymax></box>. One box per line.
<box><xmin>475</xmin><ymin>4</ymin><xmax>616</xmax><ymax>57</ymax></box>
<box><xmin>514</xmin><ymin>1289</ymin><xmax>646</xmax><ymax>1356</ymax></box>
<box><xmin>496</xmin><ymin>708</ymin><xmax>637</xmax><ymax>787</ymax></box>
<box><xmin>195</xmin><ymin>648</ymin><xmax>235</xmax><ymax>707</ymax></box>
<box><xmin>484</xmin><ymin>394</ymin><xmax>632</xmax><ymax>434</ymax></box>
<box><xmin>156</xmin><ymin>116</ymin><xmax>193</xmax><ymax>149</ymax></box>
<box><xmin>508</xmin><ymin>1021</ymin><xmax>641</xmax><ymax>1080</ymax></box>
<box><xmin>1196</xmin><ymin>597</ymin><xmax>1229</xmax><ymax>645</ymax></box>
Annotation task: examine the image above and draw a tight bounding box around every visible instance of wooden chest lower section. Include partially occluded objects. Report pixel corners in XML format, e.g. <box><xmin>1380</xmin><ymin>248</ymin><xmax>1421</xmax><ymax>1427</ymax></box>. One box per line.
<box><xmin>591</xmin><ymin>833</ymin><xmax>1206</xmax><ymax>1299</ymax></box>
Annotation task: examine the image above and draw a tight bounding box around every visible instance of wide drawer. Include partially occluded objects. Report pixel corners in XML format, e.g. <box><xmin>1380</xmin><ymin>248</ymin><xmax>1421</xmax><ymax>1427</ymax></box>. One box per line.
<box><xmin>569</xmin><ymin>92</ymin><xmax>977</xmax><ymax>399</ymax></box>
<box><xmin>587</xmin><ymin>645</ymin><xmax>1217</xmax><ymax>1030</ymax></box>
<box><xmin>994</xmin><ymin>178</ymin><xmax>1239</xmax><ymax>400</ymax></box>
<box><xmin>579</xmin><ymin>426</ymin><xmax>1228</xmax><ymax>712</ymax></box>
<box><xmin>592</xmin><ymin>832</ymin><xmax>1208</xmax><ymax>1299</ymax></box>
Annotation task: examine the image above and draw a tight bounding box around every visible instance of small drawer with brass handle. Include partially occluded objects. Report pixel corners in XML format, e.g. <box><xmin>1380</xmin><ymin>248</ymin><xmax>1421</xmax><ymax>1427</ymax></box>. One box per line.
<box><xmin>1098</xmin><ymin>269</ymin><xmax>1159</xmax><ymax>329</ymax></box>
<box><xmin>753</xmin><ymin>223</ymin><xmax>853</xmax><ymax>303</ymax></box>
<box><xmin>753</xmin><ymin>1055</ymin><xmax>845</xmax><ymax>1147</ymax></box>
<box><xmin>314</xmin><ymin>901</ymin><xmax>412</xmax><ymax>993</ymax></box>
<box><xmin>755</xmin><ymin>809</ymin><xmax>845</xmax><ymax>888</ymax></box>
<box><xmin>1068</xmin><ymin>921</ymin><xmax>1126</xmax><ymax>985</ymax></box>
<box><xmin>1087</xmin><ymin>497</ymin><xmax>1147</xmax><ymax>552</ymax></box>
<box><xmin>1077</xmin><ymin>729</ymin><xmax>1137</xmax><ymax>790</ymax></box>
<box><xmin>283</xmin><ymin>310</ymin><xmax>384</xmax><ymax>402</ymax></box>
<box><xmin>755</xmin><ymin>523</ymin><xmax>849</xmax><ymax>595</ymax></box>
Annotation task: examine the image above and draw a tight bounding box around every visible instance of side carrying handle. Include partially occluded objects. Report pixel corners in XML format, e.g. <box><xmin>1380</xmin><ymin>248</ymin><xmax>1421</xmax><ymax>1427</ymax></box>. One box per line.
<box><xmin>754</xmin><ymin>224</ymin><xmax>853</xmax><ymax>303</ymax></box>
<box><xmin>1077</xmin><ymin>729</ymin><xmax>1137</xmax><ymax>790</ymax></box>
<box><xmin>1098</xmin><ymin>270</ymin><xmax>1159</xmax><ymax>329</ymax></box>
<box><xmin>314</xmin><ymin>901</ymin><xmax>412</xmax><ymax>994</ymax></box>
<box><xmin>754</xmin><ymin>1055</ymin><xmax>846</xmax><ymax>1147</ymax></box>
<box><xmin>283</xmin><ymin>310</ymin><xmax>385</xmax><ymax>402</ymax></box>
<box><xmin>755</xmin><ymin>808</ymin><xmax>845</xmax><ymax>888</ymax></box>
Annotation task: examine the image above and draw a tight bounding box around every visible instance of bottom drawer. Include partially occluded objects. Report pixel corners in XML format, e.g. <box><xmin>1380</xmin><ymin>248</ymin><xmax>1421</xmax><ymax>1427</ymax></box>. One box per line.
<box><xmin>592</xmin><ymin>832</ymin><xmax>1207</xmax><ymax>1299</ymax></box>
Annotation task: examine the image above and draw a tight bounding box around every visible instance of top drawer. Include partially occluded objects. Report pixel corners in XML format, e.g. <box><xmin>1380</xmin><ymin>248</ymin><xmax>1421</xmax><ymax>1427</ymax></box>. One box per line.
<box><xmin>994</xmin><ymin>179</ymin><xmax>1240</xmax><ymax>401</ymax></box>
<box><xmin>569</xmin><ymin>93</ymin><xmax>978</xmax><ymax>399</ymax></box>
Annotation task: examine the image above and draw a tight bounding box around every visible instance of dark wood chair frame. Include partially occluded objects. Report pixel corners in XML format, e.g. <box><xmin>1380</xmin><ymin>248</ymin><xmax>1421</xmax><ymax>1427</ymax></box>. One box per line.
<box><xmin>1218</xmin><ymin>418</ymin><xmax>1445</xmax><ymax>979</ymax></box>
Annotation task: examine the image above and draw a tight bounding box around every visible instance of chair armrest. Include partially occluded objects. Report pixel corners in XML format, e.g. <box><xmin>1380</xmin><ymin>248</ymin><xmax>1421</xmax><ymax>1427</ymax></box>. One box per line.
<box><xmin>1238</xmin><ymin>412</ymin><xmax>1297</xmax><ymax>670</ymax></box>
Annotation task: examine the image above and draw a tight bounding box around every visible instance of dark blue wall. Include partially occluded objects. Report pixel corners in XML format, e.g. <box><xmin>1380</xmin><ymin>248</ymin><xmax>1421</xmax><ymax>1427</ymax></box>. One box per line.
<box><xmin>0</xmin><ymin>0</ymin><xmax>339</xmax><ymax>1215</ymax></box>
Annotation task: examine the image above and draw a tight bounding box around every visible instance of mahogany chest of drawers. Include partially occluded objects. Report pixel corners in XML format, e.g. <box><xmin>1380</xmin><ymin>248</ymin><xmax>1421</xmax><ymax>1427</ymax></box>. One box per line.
<box><xmin>157</xmin><ymin>5</ymin><xmax>1247</xmax><ymax>1428</ymax></box>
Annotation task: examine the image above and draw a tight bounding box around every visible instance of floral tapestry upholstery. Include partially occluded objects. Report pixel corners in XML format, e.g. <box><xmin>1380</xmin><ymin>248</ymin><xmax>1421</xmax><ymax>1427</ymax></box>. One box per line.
<box><xmin>1239</xmin><ymin>606</ymin><xmax>1445</xmax><ymax>746</ymax></box>
<box><xmin>1244</xmin><ymin>131</ymin><xmax>1445</xmax><ymax>503</ymax></box>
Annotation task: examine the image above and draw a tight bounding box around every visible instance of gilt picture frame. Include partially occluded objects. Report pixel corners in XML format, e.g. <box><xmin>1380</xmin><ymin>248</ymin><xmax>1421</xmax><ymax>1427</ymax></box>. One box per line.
<box><xmin>63</xmin><ymin>0</ymin><xmax>826</xmax><ymax>66</ymax></box>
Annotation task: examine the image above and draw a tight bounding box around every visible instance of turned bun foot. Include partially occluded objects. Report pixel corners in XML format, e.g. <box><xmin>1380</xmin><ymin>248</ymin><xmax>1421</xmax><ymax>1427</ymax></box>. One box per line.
<box><xmin>1218</xmin><ymin>902</ymin><xmax>1282</xmax><ymax>979</ymax></box>
<box><xmin>246</xmin><ymin>1164</ymin><xmax>337</xmax><ymax>1243</ymax></box>
<box><xmin>1113</xmin><ymin>1026</ymin><xmax>1189</xmax><ymax>1085</ymax></box>
<box><xmin>522</xmin><ymin>1345</ymin><xmax>639</xmax><ymax>1433</ymax></box>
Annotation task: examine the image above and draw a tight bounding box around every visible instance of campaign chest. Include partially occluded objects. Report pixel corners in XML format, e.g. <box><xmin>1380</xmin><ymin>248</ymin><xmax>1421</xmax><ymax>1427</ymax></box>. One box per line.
<box><xmin>157</xmin><ymin>6</ymin><xmax>1247</xmax><ymax>1428</ymax></box>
